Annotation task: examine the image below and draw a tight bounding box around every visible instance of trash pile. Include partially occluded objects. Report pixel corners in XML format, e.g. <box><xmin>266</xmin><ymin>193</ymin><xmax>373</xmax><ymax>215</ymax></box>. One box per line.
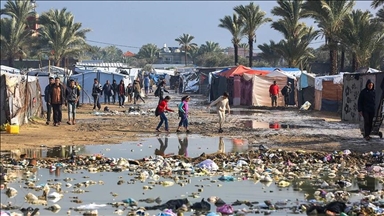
<box><xmin>1</xmin><ymin>148</ymin><xmax>384</xmax><ymax>215</ymax></box>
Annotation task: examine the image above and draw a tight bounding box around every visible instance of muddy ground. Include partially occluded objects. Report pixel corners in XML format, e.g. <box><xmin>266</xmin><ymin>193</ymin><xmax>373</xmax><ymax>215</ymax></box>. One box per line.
<box><xmin>1</xmin><ymin>93</ymin><xmax>383</xmax><ymax>153</ymax></box>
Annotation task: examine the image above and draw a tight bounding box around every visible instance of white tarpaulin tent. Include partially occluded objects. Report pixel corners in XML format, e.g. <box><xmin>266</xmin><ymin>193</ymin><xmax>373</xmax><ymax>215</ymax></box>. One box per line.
<box><xmin>28</xmin><ymin>66</ymin><xmax>72</xmax><ymax>76</ymax></box>
<box><xmin>70</xmin><ymin>71</ymin><xmax>131</xmax><ymax>104</ymax></box>
<box><xmin>243</xmin><ymin>73</ymin><xmax>290</xmax><ymax>106</ymax></box>
<box><xmin>0</xmin><ymin>65</ymin><xmax>21</xmax><ymax>74</ymax></box>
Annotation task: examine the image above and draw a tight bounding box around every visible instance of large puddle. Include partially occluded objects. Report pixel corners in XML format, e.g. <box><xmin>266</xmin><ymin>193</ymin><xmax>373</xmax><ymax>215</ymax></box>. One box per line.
<box><xmin>1</xmin><ymin>136</ymin><xmax>383</xmax><ymax>215</ymax></box>
<box><xmin>1</xmin><ymin>168</ymin><xmax>381</xmax><ymax>216</ymax></box>
<box><xmin>1</xmin><ymin>135</ymin><xmax>250</xmax><ymax>159</ymax></box>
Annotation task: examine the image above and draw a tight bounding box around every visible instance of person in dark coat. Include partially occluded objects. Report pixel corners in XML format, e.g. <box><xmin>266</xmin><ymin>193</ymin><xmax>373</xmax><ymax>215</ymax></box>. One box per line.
<box><xmin>44</xmin><ymin>77</ymin><xmax>55</xmax><ymax>125</ymax></box>
<box><xmin>281</xmin><ymin>82</ymin><xmax>292</xmax><ymax>107</ymax></box>
<box><xmin>48</xmin><ymin>77</ymin><xmax>66</xmax><ymax>126</ymax></box>
<box><xmin>358</xmin><ymin>79</ymin><xmax>376</xmax><ymax>141</ymax></box>
<box><xmin>102</xmin><ymin>80</ymin><xmax>113</xmax><ymax>105</ymax></box>
<box><xmin>156</xmin><ymin>80</ymin><xmax>169</xmax><ymax>104</ymax></box>
<box><xmin>112</xmin><ymin>80</ymin><xmax>118</xmax><ymax>104</ymax></box>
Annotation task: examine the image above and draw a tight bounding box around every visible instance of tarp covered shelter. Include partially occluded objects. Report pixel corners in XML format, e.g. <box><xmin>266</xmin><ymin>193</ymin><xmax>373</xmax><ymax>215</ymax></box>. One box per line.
<box><xmin>180</xmin><ymin>71</ymin><xmax>200</xmax><ymax>93</ymax></box>
<box><xmin>342</xmin><ymin>72</ymin><xmax>384</xmax><ymax>122</ymax></box>
<box><xmin>1</xmin><ymin>65</ymin><xmax>21</xmax><ymax>74</ymax></box>
<box><xmin>0</xmin><ymin>72</ymin><xmax>43</xmax><ymax>126</ymax></box>
<box><xmin>28</xmin><ymin>66</ymin><xmax>71</xmax><ymax>77</ymax></box>
<box><xmin>242</xmin><ymin>71</ymin><xmax>295</xmax><ymax>106</ymax></box>
<box><xmin>298</xmin><ymin>72</ymin><xmax>316</xmax><ymax>108</ymax></box>
<box><xmin>314</xmin><ymin>74</ymin><xmax>344</xmax><ymax>112</ymax></box>
<box><xmin>70</xmin><ymin>71</ymin><xmax>130</xmax><ymax>104</ymax></box>
<box><xmin>219</xmin><ymin>65</ymin><xmax>269</xmax><ymax>77</ymax></box>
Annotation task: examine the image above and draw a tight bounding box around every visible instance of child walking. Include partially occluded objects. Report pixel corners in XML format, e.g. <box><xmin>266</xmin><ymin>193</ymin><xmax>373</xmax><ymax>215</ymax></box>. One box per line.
<box><xmin>177</xmin><ymin>95</ymin><xmax>190</xmax><ymax>133</ymax></box>
<box><xmin>156</xmin><ymin>96</ymin><xmax>174</xmax><ymax>132</ymax></box>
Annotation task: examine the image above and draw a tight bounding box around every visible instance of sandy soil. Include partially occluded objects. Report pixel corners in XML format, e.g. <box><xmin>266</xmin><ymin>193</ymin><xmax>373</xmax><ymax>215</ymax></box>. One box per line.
<box><xmin>1</xmin><ymin>93</ymin><xmax>383</xmax><ymax>153</ymax></box>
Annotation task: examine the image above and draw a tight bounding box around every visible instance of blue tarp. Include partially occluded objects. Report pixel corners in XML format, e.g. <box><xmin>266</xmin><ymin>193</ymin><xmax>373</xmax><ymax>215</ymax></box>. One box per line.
<box><xmin>321</xmin><ymin>99</ymin><xmax>340</xmax><ymax>112</ymax></box>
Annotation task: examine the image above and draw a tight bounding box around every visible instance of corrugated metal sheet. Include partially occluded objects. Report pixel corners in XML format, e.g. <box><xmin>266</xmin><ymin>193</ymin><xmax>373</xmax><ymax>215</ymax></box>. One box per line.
<box><xmin>76</xmin><ymin>62</ymin><xmax>129</xmax><ymax>68</ymax></box>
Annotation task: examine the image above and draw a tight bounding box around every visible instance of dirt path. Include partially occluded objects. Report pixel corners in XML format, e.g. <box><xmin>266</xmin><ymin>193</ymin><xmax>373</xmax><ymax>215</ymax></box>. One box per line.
<box><xmin>1</xmin><ymin>93</ymin><xmax>383</xmax><ymax>153</ymax></box>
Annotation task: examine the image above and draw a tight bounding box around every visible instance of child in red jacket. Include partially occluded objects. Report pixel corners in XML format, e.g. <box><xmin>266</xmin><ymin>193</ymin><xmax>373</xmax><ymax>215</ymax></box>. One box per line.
<box><xmin>156</xmin><ymin>96</ymin><xmax>174</xmax><ymax>132</ymax></box>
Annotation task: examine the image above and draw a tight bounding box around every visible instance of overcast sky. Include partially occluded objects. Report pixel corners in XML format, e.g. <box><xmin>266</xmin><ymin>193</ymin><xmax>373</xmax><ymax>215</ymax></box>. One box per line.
<box><xmin>1</xmin><ymin>1</ymin><xmax>376</xmax><ymax>52</ymax></box>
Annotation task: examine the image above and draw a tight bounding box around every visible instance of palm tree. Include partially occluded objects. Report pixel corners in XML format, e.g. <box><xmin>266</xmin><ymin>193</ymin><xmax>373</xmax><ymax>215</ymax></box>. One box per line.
<box><xmin>0</xmin><ymin>18</ymin><xmax>32</xmax><ymax>67</ymax></box>
<box><xmin>234</xmin><ymin>2</ymin><xmax>272</xmax><ymax>67</ymax></box>
<box><xmin>137</xmin><ymin>43</ymin><xmax>159</xmax><ymax>64</ymax></box>
<box><xmin>0</xmin><ymin>0</ymin><xmax>35</xmax><ymax>24</ymax></box>
<box><xmin>271</xmin><ymin>0</ymin><xmax>318</xmax><ymax>68</ymax></box>
<box><xmin>341</xmin><ymin>9</ymin><xmax>384</xmax><ymax>71</ymax></box>
<box><xmin>199</xmin><ymin>41</ymin><xmax>221</xmax><ymax>54</ymax></box>
<box><xmin>175</xmin><ymin>33</ymin><xmax>197</xmax><ymax>66</ymax></box>
<box><xmin>377</xmin><ymin>7</ymin><xmax>384</xmax><ymax>22</ymax></box>
<box><xmin>187</xmin><ymin>46</ymin><xmax>200</xmax><ymax>64</ymax></box>
<box><xmin>371</xmin><ymin>0</ymin><xmax>384</xmax><ymax>8</ymax></box>
<box><xmin>275</xmin><ymin>27</ymin><xmax>318</xmax><ymax>68</ymax></box>
<box><xmin>303</xmin><ymin>0</ymin><xmax>355</xmax><ymax>75</ymax></box>
<box><xmin>38</xmin><ymin>8</ymin><xmax>91</xmax><ymax>66</ymax></box>
<box><xmin>257</xmin><ymin>41</ymin><xmax>280</xmax><ymax>66</ymax></box>
<box><xmin>218</xmin><ymin>14</ymin><xmax>244</xmax><ymax>65</ymax></box>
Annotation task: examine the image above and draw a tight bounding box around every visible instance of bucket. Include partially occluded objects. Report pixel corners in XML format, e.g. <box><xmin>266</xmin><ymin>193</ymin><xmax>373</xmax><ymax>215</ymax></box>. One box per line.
<box><xmin>6</xmin><ymin>124</ymin><xmax>19</xmax><ymax>134</ymax></box>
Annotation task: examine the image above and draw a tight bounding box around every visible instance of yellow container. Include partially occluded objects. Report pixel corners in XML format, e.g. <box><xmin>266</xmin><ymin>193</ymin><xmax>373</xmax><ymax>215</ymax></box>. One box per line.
<box><xmin>6</xmin><ymin>124</ymin><xmax>19</xmax><ymax>134</ymax></box>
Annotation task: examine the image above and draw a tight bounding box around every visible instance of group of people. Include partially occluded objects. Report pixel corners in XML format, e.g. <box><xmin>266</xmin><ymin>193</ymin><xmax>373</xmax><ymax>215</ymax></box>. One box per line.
<box><xmin>91</xmin><ymin>77</ymin><xmax>147</xmax><ymax>111</ymax></box>
<box><xmin>154</xmin><ymin>89</ymin><xmax>231</xmax><ymax>133</ymax></box>
<box><xmin>44</xmin><ymin>77</ymin><xmax>80</xmax><ymax>126</ymax></box>
<box><xmin>269</xmin><ymin>80</ymin><xmax>292</xmax><ymax>107</ymax></box>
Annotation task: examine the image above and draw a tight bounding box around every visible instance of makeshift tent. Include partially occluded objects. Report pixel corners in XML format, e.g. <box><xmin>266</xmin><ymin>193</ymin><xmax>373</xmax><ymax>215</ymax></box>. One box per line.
<box><xmin>210</xmin><ymin>73</ymin><xmax>228</xmax><ymax>102</ymax></box>
<box><xmin>180</xmin><ymin>71</ymin><xmax>200</xmax><ymax>93</ymax></box>
<box><xmin>314</xmin><ymin>74</ymin><xmax>344</xmax><ymax>112</ymax></box>
<box><xmin>252</xmin><ymin>67</ymin><xmax>304</xmax><ymax>77</ymax></box>
<box><xmin>0</xmin><ymin>72</ymin><xmax>43</xmax><ymax>126</ymax></box>
<box><xmin>242</xmin><ymin>72</ymin><xmax>293</xmax><ymax>106</ymax></box>
<box><xmin>1</xmin><ymin>65</ymin><xmax>21</xmax><ymax>74</ymax></box>
<box><xmin>28</xmin><ymin>66</ymin><xmax>72</xmax><ymax>76</ymax></box>
<box><xmin>298</xmin><ymin>72</ymin><xmax>316</xmax><ymax>108</ymax></box>
<box><xmin>70</xmin><ymin>71</ymin><xmax>130</xmax><ymax>104</ymax></box>
<box><xmin>342</xmin><ymin>72</ymin><xmax>384</xmax><ymax>122</ymax></box>
<box><xmin>220</xmin><ymin>65</ymin><xmax>269</xmax><ymax>77</ymax></box>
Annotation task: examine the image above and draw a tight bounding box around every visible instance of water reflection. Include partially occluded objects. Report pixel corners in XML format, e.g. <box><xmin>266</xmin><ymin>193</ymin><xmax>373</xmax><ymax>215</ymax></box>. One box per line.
<box><xmin>244</xmin><ymin>120</ymin><xmax>311</xmax><ymax>129</ymax></box>
<box><xmin>155</xmin><ymin>137</ymin><xmax>171</xmax><ymax>157</ymax></box>
<box><xmin>218</xmin><ymin>137</ymin><xmax>225</xmax><ymax>153</ymax></box>
<box><xmin>177</xmin><ymin>135</ymin><xmax>188</xmax><ymax>156</ymax></box>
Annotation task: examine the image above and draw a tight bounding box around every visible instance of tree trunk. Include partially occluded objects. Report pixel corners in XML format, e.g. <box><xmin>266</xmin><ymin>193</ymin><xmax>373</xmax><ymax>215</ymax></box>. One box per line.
<box><xmin>248</xmin><ymin>37</ymin><xmax>253</xmax><ymax>67</ymax></box>
<box><xmin>329</xmin><ymin>49</ymin><xmax>338</xmax><ymax>75</ymax></box>
<box><xmin>340</xmin><ymin>48</ymin><xmax>345</xmax><ymax>72</ymax></box>
<box><xmin>184</xmin><ymin>51</ymin><xmax>187</xmax><ymax>66</ymax></box>
<box><xmin>351</xmin><ymin>53</ymin><xmax>358</xmax><ymax>72</ymax></box>
<box><xmin>8</xmin><ymin>57</ymin><xmax>14</xmax><ymax>67</ymax></box>
<box><xmin>234</xmin><ymin>43</ymin><xmax>239</xmax><ymax>65</ymax></box>
<box><xmin>55</xmin><ymin>59</ymin><xmax>61</xmax><ymax>67</ymax></box>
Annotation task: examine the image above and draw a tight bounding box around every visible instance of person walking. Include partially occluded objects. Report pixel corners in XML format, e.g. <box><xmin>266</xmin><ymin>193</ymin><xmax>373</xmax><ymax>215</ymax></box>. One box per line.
<box><xmin>118</xmin><ymin>80</ymin><xmax>126</xmax><ymax>108</ymax></box>
<box><xmin>48</xmin><ymin>77</ymin><xmax>65</xmax><ymax>126</ymax></box>
<box><xmin>112</xmin><ymin>80</ymin><xmax>118</xmax><ymax>104</ymax></box>
<box><xmin>281</xmin><ymin>82</ymin><xmax>292</xmax><ymax>107</ymax></box>
<box><xmin>92</xmin><ymin>78</ymin><xmax>102</xmax><ymax>111</ymax></box>
<box><xmin>207</xmin><ymin>92</ymin><xmax>230</xmax><ymax>133</ymax></box>
<box><xmin>155</xmin><ymin>96</ymin><xmax>174</xmax><ymax>132</ymax></box>
<box><xmin>155</xmin><ymin>80</ymin><xmax>169</xmax><ymax>104</ymax></box>
<box><xmin>75</xmin><ymin>81</ymin><xmax>81</xmax><ymax>108</ymax></box>
<box><xmin>144</xmin><ymin>75</ymin><xmax>150</xmax><ymax>96</ymax></box>
<box><xmin>102</xmin><ymin>80</ymin><xmax>113</xmax><ymax>105</ymax></box>
<box><xmin>358</xmin><ymin>79</ymin><xmax>376</xmax><ymax>141</ymax></box>
<box><xmin>126</xmin><ymin>83</ymin><xmax>133</xmax><ymax>103</ymax></box>
<box><xmin>65</xmin><ymin>79</ymin><xmax>80</xmax><ymax>125</ymax></box>
<box><xmin>44</xmin><ymin>77</ymin><xmax>55</xmax><ymax>125</ymax></box>
<box><xmin>133</xmin><ymin>78</ymin><xmax>145</xmax><ymax>104</ymax></box>
<box><xmin>269</xmin><ymin>81</ymin><xmax>280</xmax><ymax>107</ymax></box>
<box><xmin>176</xmin><ymin>95</ymin><xmax>190</xmax><ymax>133</ymax></box>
